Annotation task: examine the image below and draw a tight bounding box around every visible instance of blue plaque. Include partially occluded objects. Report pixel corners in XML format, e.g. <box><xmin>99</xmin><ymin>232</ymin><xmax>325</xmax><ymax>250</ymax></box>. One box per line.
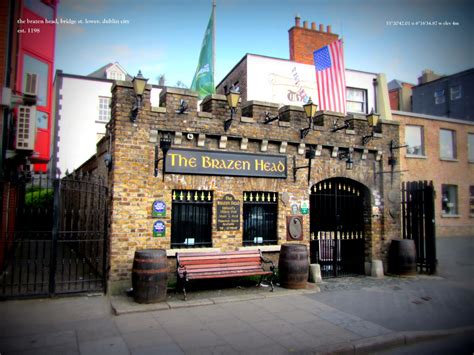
<box><xmin>152</xmin><ymin>200</ymin><xmax>166</xmax><ymax>217</ymax></box>
<box><xmin>153</xmin><ymin>221</ymin><xmax>166</xmax><ymax>237</ymax></box>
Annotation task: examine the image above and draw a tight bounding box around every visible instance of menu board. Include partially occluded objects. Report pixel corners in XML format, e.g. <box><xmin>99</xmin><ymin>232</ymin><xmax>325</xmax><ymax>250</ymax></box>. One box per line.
<box><xmin>216</xmin><ymin>194</ymin><xmax>240</xmax><ymax>231</ymax></box>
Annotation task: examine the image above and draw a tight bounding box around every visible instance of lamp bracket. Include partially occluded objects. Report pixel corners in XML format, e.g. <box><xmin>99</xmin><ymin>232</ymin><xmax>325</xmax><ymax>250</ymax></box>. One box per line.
<box><xmin>263</xmin><ymin>111</ymin><xmax>280</xmax><ymax>124</ymax></box>
<box><xmin>331</xmin><ymin>118</ymin><xmax>355</xmax><ymax>132</ymax></box>
<box><xmin>175</xmin><ymin>99</ymin><xmax>189</xmax><ymax>114</ymax></box>
<box><xmin>389</xmin><ymin>140</ymin><xmax>408</xmax><ymax>152</ymax></box>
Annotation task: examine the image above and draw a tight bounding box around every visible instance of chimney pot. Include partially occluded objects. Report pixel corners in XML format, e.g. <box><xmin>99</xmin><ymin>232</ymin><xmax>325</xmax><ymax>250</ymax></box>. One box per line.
<box><xmin>303</xmin><ymin>21</ymin><xmax>308</xmax><ymax>29</ymax></box>
<box><xmin>319</xmin><ymin>24</ymin><xmax>324</xmax><ymax>32</ymax></box>
<box><xmin>311</xmin><ymin>22</ymin><xmax>316</xmax><ymax>30</ymax></box>
<box><xmin>327</xmin><ymin>25</ymin><xmax>332</xmax><ymax>33</ymax></box>
<box><xmin>295</xmin><ymin>16</ymin><xmax>301</xmax><ymax>27</ymax></box>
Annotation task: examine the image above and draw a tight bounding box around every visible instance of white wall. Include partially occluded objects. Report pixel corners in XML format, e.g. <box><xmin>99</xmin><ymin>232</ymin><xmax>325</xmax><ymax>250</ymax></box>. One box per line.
<box><xmin>57</xmin><ymin>77</ymin><xmax>111</xmax><ymax>175</ymax></box>
<box><xmin>57</xmin><ymin>76</ymin><xmax>160</xmax><ymax>175</ymax></box>
<box><xmin>245</xmin><ymin>54</ymin><xmax>377</xmax><ymax>112</ymax></box>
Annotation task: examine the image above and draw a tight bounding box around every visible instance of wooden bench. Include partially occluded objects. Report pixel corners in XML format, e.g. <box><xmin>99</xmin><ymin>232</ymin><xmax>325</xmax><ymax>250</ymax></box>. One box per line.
<box><xmin>176</xmin><ymin>250</ymin><xmax>275</xmax><ymax>300</ymax></box>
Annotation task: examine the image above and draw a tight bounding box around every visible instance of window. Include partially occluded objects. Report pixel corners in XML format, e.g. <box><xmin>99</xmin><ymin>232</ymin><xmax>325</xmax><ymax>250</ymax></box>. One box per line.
<box><xmin>243</xmin><ymin>191</ymin><xmax>278</xmax><ymax>246</ymax></box>
<box><xmin>470</xmin><ymin>186</ymin><xmax>474</xmax><ymax>217</ymax></box>
<box><xmin>450</xmin><ymin>85</ymin><xmax>462</xmax><ymax>101</ymax></box>
<box><xmin>107</xmin><ymin>70</ymin><xmax>125</xmax><ymax>81</ymax></box>
<box><xmin>439</xmin><ymin>129</ymin><xmax>456</xmax><ymax>159</ymax></box>
<box><xmin>468</xmin><ymin>134</ymin><xmax>474</xmax><ymax>162</ymax></box>
<box><xmin>24</xmin><ymin>0</ymin><xmax>54</xmax><ymax>19</ymax></box>
<box><xmin>346</xmin><ymin>88</ymin><xmax>367</xmax><ymax>113</ymax></box>
<box><xmin>98</xmin><ymin>97</ymin><xmax>111</xmax><ymax>122</ymax></box>
<box><xmin>405</xmin><ymin>125</ymin><xmax>424</xmax><ymax>156</ymax></box>
<box><xmin>23</xmin><ymin>55</ymin><xmax>49</xmax><ymax>107</ymax></box>
<box><xmin>441</xmin><ymin>185</ymin><xmax>458</xmax><ymax>216</ymax></box>
<box><xmin>171</xmin><ymin>190</ymin><xmax>213</xmax><ymax>248</ymax></box>
<box><xmin>434</xmin><ymin>89</ymin><xmax>445</xmax><ymax>105</ymax></box>
<box><xmin>36</xmin><ymin>111</ymin><xmax>48</xmax><ymax>129</ymax></box>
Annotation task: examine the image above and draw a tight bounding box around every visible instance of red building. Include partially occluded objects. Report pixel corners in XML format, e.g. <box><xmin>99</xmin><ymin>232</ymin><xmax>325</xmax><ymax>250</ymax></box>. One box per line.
<box><xmin>1</xmin><ymin>0</ymin><xmax>58</xmax><ymax>172</ymax></box>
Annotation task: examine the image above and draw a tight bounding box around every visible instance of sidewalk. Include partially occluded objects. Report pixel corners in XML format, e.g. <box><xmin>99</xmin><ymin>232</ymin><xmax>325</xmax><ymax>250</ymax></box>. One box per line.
<box><xmin>0</xmin><ymin>236</ymin><xmax>473</xmax><ymax>354</ymax></box>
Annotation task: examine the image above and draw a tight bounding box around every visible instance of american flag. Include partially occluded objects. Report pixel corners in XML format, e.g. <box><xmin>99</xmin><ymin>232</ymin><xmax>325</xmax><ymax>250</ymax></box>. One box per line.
<box><xmin>313</xmin><ymin>39</ymin><xmax>346</xmax><ymax>114</ymax></box>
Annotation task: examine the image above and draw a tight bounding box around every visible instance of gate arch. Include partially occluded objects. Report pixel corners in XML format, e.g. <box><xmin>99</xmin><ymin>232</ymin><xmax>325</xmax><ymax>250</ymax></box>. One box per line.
<box><xmin>310</xmin><ymin>177</ymin><xmax>370</xmax><ymax>278</ymax></box>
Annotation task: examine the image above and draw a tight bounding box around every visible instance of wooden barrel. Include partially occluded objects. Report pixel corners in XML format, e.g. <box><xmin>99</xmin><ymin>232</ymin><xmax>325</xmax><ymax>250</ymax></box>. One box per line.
<box><xmin>278</xmin><ymin>244</ymin><xmax>309</xmax><ymax>289</ymax></box>
<box><xmin>132</xmin><ymin>249</ymin><xmax>168</xmax><ymax>304</ymax></box>
<box><xmin>388</xmin><ymin>239</ymin><xmax>417</xmax><ymax>275</ymax></box>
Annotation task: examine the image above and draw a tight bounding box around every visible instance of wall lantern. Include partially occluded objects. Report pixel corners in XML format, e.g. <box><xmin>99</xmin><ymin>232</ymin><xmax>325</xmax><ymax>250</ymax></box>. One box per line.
<box><xmin>301</xmin><ymin>97</ymin><xmax>318</xmax><ymax>139</ymax></box>
<box><xmin>224</xmin><ymin>85</ymin><xmax>240</xmax><ymax>131</ymax></box>
<box><xmin>154</xmin><ymin>133</ymin><xmax>172</xmax><ymax>180</ymax></box>
<box><xmin>338</xmin><ymin>150</ymin><xmax>354</xmax><ymax>170</ymax></box>
<box><xmin>293</xmin><ymin>146</ymin><xmax>316</xmax><ymax>183</ymax></box>
<box><xmin>103</xmin><ymin>153</ymin><xmax>113</xmax><ymax>171</ymax></box>
<box><xmin>131</xmin><ymin>70</ymin><xmax>148</xmax><ymax>122</ymax></box>
<box><xmin>362</xmin><ymin>109</ymin><xmax>380</xmax><ymax>145</ymax></box>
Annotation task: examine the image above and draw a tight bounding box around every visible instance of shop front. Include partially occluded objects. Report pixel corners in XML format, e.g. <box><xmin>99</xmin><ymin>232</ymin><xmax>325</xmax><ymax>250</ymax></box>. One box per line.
<box><xmin>87</xmin><ymin>81</ymin><xmax>401</xmax><ymax>293</ymax></box>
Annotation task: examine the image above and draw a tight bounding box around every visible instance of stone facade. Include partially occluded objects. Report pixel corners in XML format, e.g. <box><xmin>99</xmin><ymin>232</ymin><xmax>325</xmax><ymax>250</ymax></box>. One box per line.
<box><xmin>91</xmin><ymin>81</ymin><xmax>400</xmax><ymax>292</ymax></box>
<box><xmin>395</xmin><ymin>111</ymin><xmax>474</xmax><ymax>237</ymax></box>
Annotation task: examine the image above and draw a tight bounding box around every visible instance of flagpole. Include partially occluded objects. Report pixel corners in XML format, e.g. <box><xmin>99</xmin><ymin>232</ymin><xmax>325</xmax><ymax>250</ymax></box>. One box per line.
<box><xmin>212</xmin><ymin>0</ymin><xmax>216</xmax><ymax>88</ymax></box>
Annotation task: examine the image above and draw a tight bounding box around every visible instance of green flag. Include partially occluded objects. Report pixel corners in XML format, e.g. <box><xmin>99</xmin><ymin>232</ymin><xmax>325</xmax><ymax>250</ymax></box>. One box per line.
<box><xmin>191</xmin><ymin>6</ymin><xmax>215</xmax><ymax>99</ymax></box>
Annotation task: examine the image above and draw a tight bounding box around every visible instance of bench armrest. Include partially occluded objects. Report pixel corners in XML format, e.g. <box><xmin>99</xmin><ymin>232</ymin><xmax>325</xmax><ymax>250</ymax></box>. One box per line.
<box><xmin>259</xmin><ymin>250</ymin><xmax>275</xmax><ymax>271</ymax></box>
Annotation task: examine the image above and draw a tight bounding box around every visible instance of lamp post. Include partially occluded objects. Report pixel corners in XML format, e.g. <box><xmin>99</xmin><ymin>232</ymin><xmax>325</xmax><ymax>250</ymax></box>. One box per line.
<box><xmin>224</xmin><ymin>86</ymin><xmax>240</xmax><ymax>131</ymax></box>
<box><xmin>131</xmin><ymin>70</ymin><xmax>148</xmax><ymax>122</ymax></box>
<box><xmin>301</xmin><ymin>97</ymin><xmax>318</xmax><ymax>139</ymax></box>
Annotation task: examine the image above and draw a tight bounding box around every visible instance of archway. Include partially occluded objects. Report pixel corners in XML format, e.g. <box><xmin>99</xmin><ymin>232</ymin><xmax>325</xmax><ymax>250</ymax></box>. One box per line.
<box><xmin>309</xmin><ymin>177</ymin><xmax>370</xmax><ymax>278</ymax></box>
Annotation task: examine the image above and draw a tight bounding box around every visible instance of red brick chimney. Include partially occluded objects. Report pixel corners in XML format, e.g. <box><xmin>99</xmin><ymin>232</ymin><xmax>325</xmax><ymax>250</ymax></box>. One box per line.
<box><xmin>289</xmin><ymin>16</ymin><xmax>339</xmax><ymax>65</ymax></box>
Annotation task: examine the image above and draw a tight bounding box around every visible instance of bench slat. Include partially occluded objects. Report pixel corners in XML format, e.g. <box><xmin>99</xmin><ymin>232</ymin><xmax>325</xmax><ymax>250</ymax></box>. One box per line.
<box><xmin>186</xmin><ymin>270</ymin><xmax>272</xmax><ymax>280</ymax></box>
<box><xmin>179</xmin><ymin>257</ymin><xmax>262</xmax><ymax>267</ymax></box>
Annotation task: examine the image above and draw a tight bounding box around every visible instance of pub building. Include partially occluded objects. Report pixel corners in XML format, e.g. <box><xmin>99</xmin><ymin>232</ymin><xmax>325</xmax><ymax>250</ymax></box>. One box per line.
<box><xmin>83</xmin><ymin>77</ymin><xmax>401</xmax><ymax>294</ymax></box>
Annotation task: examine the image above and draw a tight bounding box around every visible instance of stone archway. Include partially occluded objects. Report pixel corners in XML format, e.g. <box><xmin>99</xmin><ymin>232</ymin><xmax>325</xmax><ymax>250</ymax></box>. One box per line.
<box><xmin>309</xmin><ymin>177</ymin><xmax>371</xmax><ymax>278</ymax></box>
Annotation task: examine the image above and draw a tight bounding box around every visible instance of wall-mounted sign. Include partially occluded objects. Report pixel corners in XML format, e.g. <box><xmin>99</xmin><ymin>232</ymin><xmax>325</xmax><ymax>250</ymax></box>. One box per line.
<box><xmin>216</xmin><ymin>194</ymin><xmax>240</xmax><ymax>231</ymax></box>
<box><xmin>291</xmin><ymin>204</ymin><xmax>299</xmax><ymax>215</ymax></box>
<box><xmin>300</xmin><ymin>200</ymin><xmax>309</xmax><ymax>215</ymax></box>
<box><xmin>153</xmin><ymin>221</ymin><xmax>166</xmax><ymax>237</ymax></box>
<box><xmin>152</xmin><ymin>200</ymin><xmax>166</xmax><ymax>217</ymax></box>
<box><xmin>286</xmin><ymin>215</ymin><xmax>303</xmax><ymax>241</ymax></box>
<box><xmin>165</xmin><ymin>148</ymin><xmax>287</xmax><ymax>179</ymax></box>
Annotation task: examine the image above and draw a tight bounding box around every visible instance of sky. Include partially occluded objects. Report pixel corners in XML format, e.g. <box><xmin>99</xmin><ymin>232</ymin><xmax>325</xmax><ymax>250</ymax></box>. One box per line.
<box><xmin>55</xmin><ymin>0</ymin><xmax>473</xmax><ymax>87</ymax></box>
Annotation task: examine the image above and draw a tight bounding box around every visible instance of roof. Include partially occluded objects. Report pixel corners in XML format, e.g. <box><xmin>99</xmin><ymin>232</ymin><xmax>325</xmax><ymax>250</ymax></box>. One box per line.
<box><xmin>87</xmin><ymin>62</ymin><xmax>133</xmax><ymax>81</ymax></box>
<box><xmin>388</xmin><ymin>79</ymin><xmax>415</xmax><ymax>91</ymax></box>
<box><xmin>413</xmin><ymin>68</ymin><xmax>474</xmax><ymax>89</ymax></box>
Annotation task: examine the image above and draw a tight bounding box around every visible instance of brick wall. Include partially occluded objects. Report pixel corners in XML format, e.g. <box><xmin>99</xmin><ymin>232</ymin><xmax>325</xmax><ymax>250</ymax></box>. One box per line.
<box><xmin>289</xmin><ymin>17</ymin><xmax>339</xmax><ymax>65</ymax></box>
<box><xmin>396</xmin><ymin>112</ymin><xmax>474</xmax><ymax>237</ymax></box>
<box><xmin>97</xmin><ymin>82</ymin><xmax>400</xmax><ymax>291</ymax></box>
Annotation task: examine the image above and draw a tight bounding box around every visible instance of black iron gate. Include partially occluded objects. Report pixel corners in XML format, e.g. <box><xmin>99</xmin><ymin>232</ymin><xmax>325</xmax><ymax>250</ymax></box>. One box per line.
<box><xmin>0</xmin><ymin>172</ymin><xmax>108</xmax><ymax>298</ymax></box>
<box><xmin>310</xmin><ymin>178</ymin><xmax>366</xmax><ymax>278</ymax></box>
<box><xmin>401</xmin><ymin>181</ymin><xmax>436</xmax><ymax>273</ymax></box>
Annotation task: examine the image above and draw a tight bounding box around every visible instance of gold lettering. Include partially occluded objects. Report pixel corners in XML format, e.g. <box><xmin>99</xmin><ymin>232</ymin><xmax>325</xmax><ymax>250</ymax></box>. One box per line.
<box><xmin>211</xmin><ymin>159</ymin><xmax>219</xmax><ymax>169</ymax></box>
<box><xmin>243</xmin><ymin>161</ymin><xmax>250</xmax><ymax>170</ymax></box>
<box><xmin>234</xmin><ymin>161</ymin><xmax>241</xmax><ymax>170</ymax></box>
<box><xmin>202</xmin><ymin>156</ymin><xmax>211</xmax><ymax>168</ymax></box>
<box><xmin>277</xmin><ymin>161</ymin><xmax>285</xmax><ymax>172</ymax></box>
<box><xmin>255</xmin><ymin>159</ymin><xmax>264</xmax><ymax>171</ymax></box>
<box><xmin>169</xmin><ymin>153</ymin><xmax>179</xmax><ymax>167</ymax></box>
<box><xmin>189</xmin><ymin>157</ymin><xmax>197</xmax><ymax>168</ymax></box>
<box><xmin>227</xmin><ymin>160</ymin><xmax>235</xmax><ymax>170</ymax></box>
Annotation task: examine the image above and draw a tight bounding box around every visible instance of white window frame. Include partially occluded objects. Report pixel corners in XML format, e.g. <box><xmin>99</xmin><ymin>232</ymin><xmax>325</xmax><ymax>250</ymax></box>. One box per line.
<box><xmin>439</xmin><ymin>129</ymin><xmax>456</xmax><ymax>160</ymax></box>
<box><xmin>346</xmin><ymin>87</ymin><xmax>367</xmax><ymax>114</ymax></box>
<box><xmin>468</xmin><ymin>133</ymin><xmax>474</xmax><ymax>163</ymax></box>
<box><xmin>434</xmin><ymin>89</ymin><xmax>445</xmax><ymax>105</ymax></box>
<box><xmin>98</xmin><ymin>96</ymin><xmax>111</xmax><ymax>122</ymax></box>
<box><xmin>450</xmin><ymin>85</ymin><xmax>462</xmax><ymax>101</ymax></box>
<box><xmin>405</xmin><ymin>125</ymin><xmax>425</xmax><ymax>156</ymax></box>
<box><xmin>441</xmin><ymin>184</ymin><xmax>458</xmax><ymax>216</ymax></box>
